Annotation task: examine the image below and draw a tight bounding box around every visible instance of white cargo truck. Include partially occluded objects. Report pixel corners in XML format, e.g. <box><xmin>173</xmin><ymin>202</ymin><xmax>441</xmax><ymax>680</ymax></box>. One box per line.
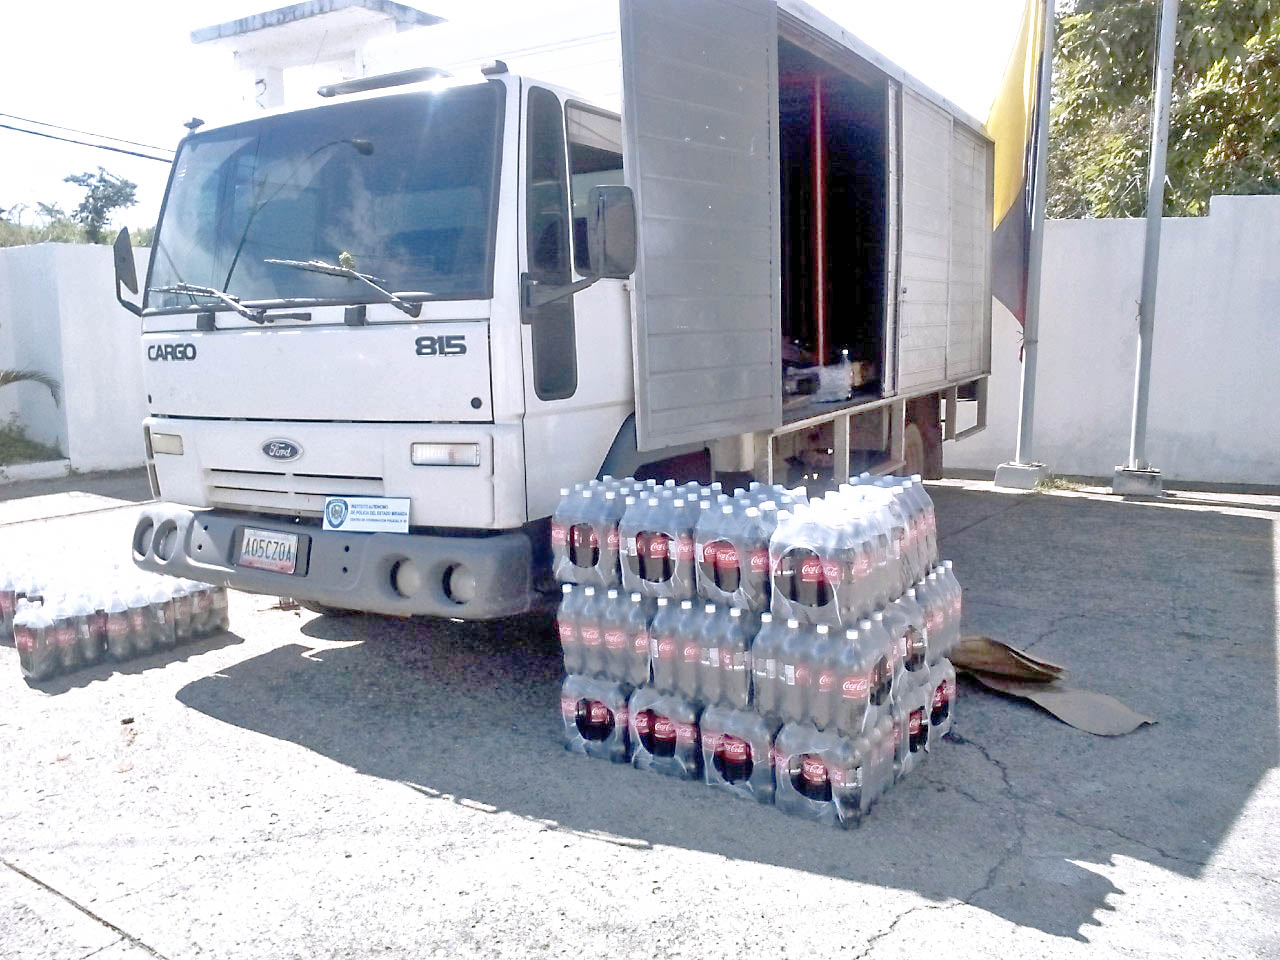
<box><xmin>117</xmin><ymin>0</ymin><xmax>992</xmax><ymax>619</ymax></box>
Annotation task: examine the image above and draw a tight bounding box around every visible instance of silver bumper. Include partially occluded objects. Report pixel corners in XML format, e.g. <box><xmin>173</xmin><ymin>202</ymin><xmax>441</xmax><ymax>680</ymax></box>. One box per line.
<box><xmin>132</xmin><ymin>504</ymin><xmax>533</xmax><ymax>620</ymax></box>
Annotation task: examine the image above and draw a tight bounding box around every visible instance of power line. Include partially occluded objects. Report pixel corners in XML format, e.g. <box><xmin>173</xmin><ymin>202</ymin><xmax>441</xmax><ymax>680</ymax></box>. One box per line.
<box><xmin>0</xmin><ymin>111</ymin><xmax>173</xmax><ymax>154</ymax></box>
<box><xmin>0</xmin><ymin>123</ymin><xmax>172</xmax><ymax>163</ymax></box>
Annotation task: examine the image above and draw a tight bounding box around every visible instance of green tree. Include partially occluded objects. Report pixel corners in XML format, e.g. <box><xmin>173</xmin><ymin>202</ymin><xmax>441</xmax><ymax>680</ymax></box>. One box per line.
<box><xmin>64</xmin><ymin>167</ymin><xmax>137</xmax><ymax>242</ymax></box>
<box><xmin>1050</xmin><ymin>0</ymin><xmax>1280</xmax><ymax>218</ymax></box>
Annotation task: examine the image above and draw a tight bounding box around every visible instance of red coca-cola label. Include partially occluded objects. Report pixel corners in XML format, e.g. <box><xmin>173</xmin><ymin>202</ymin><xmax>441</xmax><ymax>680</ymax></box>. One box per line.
<box><xmin>800</xmin><ymin>754</ymin><xmax>828</xmax><ymax>784</ymax></box>
<box><xmin>559</xmin><ymin>695</ymin><xmax>577</xmax><ymax>717</ymax></box>
<box><xmin>794</xmin><ymin>664</ymin><xmax>811</xmax><ymax>688</ymax></box>
<box><xmin>653</xmin><ymin>716</ymin><xmax>676</xmax><ymax>740</ymax></box>
<box><xmin>675</xmin><ymin>722</ymin><xmax>698</xmax><ymax>742</ymax></box>
<box><xmin>646</xmin><ymin>535</ymin><xmax>669</xmax><ymax>559</ymax></box>
<box><xmin>720</xmin><ymin>648</ymin><xmax>734</xmax><ymax>669</ymax></box>
<box><xmin>588</xmin><ymin>701</ymin><xmax>611</xmax><ymax>725</ymax></box>
<box><xmin>720</xmin><ymin>736</ymin><xmax>750</xmax><ymax>762</ymax></box>
<box><xmin>933</xmin><ymin>679</ymin><xmax>954</xmax><ymax>707</ymax></box>
<box><xmin>702</xmin><ymin>730</ymin><xmax>722</xmax><ymax>750</ymax></box>
<box><xmin>817</xmin><ymin>670</ymin><xmax>835</xmax><ymax>693</ymax></box>
<box><xmin>892</xmin><ymin>721</ymin><xmax>903</xmax><ymax>749</ymax></box>
<box><xmin>55</xmin><ymin>625</ymin><xmax>75</xmax><ymax>647</ymax></box>
<box><xmin>0</xmin><ymin>593</ymin><xmax>14</xmax><ymax>613</ymax></box>
<box><xmin>830</xmin><ymin>766</ymin><xmax>846</xmax><ymax>787</ymax></box>
<box><xmin>14</xmin><ymin>627</ymin><xmax>33</xmax><ymax>652</ymax></box>
<box><xmin>714</xmin><ymin>542</ymin><xmax>738</xmax><ymax>568</ymax></box>
<box><xmin>841</xmin><ymin>673</ymin><xmax>870</xmax><ymax>698</ymax></box>
<box><xmin>656</xmin><ymin>637</ymin><xmax>676</xmax><ymax>659</ymax></box>
<box><xmin>617</xmin><ymin>708</ymin><xmax>629</xmax><ymax>728</ymax></box>
<box><xmin>799</xmin><ymin>558</ymin><xmax>824</xmax><ymax>583</ymax></box>
<box><xmin>606</xmin><ymin>527</ymin><xmax>620</xmax><ymax>552</ymax></box>
<box><xmin>633</xmin><ymin>630</ymin><xmax>649</xmax><ymax>652</ymax></box>
<box><xmin>580</xmin><ymin>624</ymin><xmax>601</xmax><ymax>647</ymax></box>
<box><xmin>634</xmin><ymin>711</ymin><xmax>652</xmax><ymax>735</ymax></box>
<box><xmin>749</xmin><ymin>548</ymin><xmax>769</xmax><ymax>574</ymax></box>
<box><xmin>928</xmin><ymin>610</ymin><xmax>943</xmax><ymax>632</ymax></box>
<box><xmin>908</xmin><ymin>712</ymin><xmax>923</xmax><ymax>736</ymax></box>
<box><xmin>769</xmin><ymin>745</ymin><xmax>786</xmax><ymax>768</ymax></box>
<box><xmin>550</xmin><ymin>522</ymin><xmax>568</xmax><ymax>546</ymax></box>
<box><xmin>821</xmin><ymin>559</ymin><xmax>843</xmax><ymax>586</ymax></box>
<box><xmin>677</xmin><ymin>535</ymin><xmax>695</xmax><ymax>563</ymax></box>
<box><xmin>557</xmin><ymin>622</ymin><xmax>576</xmax><ymax>644</ymax></box>
<box><xmin>107</xmin><ymin>616</ymin><xmax>128</xmax><ymax>638</ymax></box>
<box><xmin>128</xmin><ymin>609</ymin><xmax>145</xmax><ymax>629</ymax></box>
<box><xmin>604</xmin><ymin>627</ymin><xmax>626</xmax><ymax>650</ymax></box>
<box><xmin>851</xmin><ymin>553</ymin><xmax>871</xmax><ymax>578</ymax></box>
<box><xmin>682</xmin><ymin>641</ymin><xmax>700</xmax><ymax>663</ymax></box>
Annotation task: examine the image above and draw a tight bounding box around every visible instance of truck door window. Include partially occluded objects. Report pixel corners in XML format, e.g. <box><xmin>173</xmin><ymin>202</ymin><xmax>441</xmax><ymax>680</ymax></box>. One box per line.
<box><xmin>566</xmin><ymin>104</ymin><xmax>624</xmax><ymax>274</ymax></box>
<box><xmin>525</xmin><ymin>87</ymin><xmax>577</xmax><ymax>401</ymax></box>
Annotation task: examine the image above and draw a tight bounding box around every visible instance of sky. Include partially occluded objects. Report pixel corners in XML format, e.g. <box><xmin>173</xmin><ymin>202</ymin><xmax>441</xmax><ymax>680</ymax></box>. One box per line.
<box><xmin>0</xmin><ymin>0</ymin><xmax>1027</xmax><ymax>231</ymax></box>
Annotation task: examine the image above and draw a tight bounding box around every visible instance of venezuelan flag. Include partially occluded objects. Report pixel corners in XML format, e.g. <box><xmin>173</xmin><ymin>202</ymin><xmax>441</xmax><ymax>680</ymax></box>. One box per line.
<box><xmin>988</xmin><ymin>0</ymin><xmax>1049</xmax><ymax>326</ymax></box>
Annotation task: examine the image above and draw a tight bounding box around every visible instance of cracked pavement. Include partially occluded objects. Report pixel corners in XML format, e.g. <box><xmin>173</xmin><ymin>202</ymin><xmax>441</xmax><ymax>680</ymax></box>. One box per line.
<box><xmin>1</xmin><ymin>476</ymin><xmax>1278</xmax><ymax>958</ymax></box>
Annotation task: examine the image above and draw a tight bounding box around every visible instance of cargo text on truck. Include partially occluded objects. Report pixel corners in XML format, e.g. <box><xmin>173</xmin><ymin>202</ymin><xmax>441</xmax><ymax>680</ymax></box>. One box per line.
<box><xmin>116</xmin><ymin>0</ymin><xmax>993</xmax><ymax>620</ymax></box>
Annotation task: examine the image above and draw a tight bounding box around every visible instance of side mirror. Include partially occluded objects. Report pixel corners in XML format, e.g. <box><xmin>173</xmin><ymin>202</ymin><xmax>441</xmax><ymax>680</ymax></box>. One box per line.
<box><xmin>113</xmin><ymin>228</ymin><xmax>143</xmax><ymax>317</ymax></box>
<box><xmin>586</xmin><ymin>185</ymin><xmax>637</xmax><ymax>280</ymax></box>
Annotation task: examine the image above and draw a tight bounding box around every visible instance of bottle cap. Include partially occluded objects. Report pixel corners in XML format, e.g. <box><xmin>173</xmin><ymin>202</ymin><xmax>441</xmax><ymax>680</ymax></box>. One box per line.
<box><xmin>705</xmin><ymin>603</ymin><xmax>716</xmax><ymax>613</ymax></box>
<box><xmin>631</xmin><ymin>592</ymin><xmax>642</xmax><ymax>602</ymax></box>
<box><xmin>607</xmin><ymin>589</ymin><xmax>618</xmax><ymax>599</ymax></box>
<box><xmin>584</xmin><ymin>587</ymin><xmax>595</xmax><ymax>596</ymax></box>
<box><xmin>787</xmin><ymin>618</ymin><xmax>799</xmax><ymax>629</ymax></box>
<box><xmin>816</xmin><ymin>624</ymin><xmax>829</xmax><ymax>635</ymax></box>
<box><xmin>681</xmin><ymin>600</ymin><xmax>693</xmax><ymax>609</ymax></box>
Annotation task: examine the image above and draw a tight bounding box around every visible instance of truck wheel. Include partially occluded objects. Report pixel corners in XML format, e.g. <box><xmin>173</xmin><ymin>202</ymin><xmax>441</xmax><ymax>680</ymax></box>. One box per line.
<box><xmin>905</xmin><ymin>396</ymin><xmax>943</xmax><ymax>480</ymax></box>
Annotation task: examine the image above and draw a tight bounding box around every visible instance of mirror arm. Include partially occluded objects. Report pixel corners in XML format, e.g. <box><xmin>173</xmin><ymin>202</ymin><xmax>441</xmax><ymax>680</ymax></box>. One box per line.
<box><xmin>115</xmin><ymin>280</ymin><xmax>143</xmax><ymax>317</ymax></box>
<box><xmin>520</xmin><ymin>273</ymin><xmax>598</xmax><ymax>315</ymax></box>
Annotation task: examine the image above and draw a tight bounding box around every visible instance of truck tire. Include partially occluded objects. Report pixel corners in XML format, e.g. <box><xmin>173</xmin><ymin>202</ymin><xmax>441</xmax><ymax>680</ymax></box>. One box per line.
<box><xmin>905</xmin><ymin>395</ymin><xmax>943</xmax><ymax>480</ymax></box>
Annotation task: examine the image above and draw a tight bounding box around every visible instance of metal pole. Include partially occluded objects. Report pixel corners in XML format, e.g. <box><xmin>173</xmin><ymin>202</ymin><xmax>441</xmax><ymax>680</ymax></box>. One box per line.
<box><xmin>1012</xmin><ymin>0</ymin><xmax>1054</xmax><ymax>466</ymax></box>
<box><xmin>1127</xmin><ymin>0</ymin><xmax>1178</xmax><ymax>471</ymax></box>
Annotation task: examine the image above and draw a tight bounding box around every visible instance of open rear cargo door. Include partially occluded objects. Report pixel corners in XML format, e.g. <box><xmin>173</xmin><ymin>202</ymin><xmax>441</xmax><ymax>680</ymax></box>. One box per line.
<box><xmin>620</xmin><ymin>0</ymin><xmax>782</xmax><ymax>451</ymax></box>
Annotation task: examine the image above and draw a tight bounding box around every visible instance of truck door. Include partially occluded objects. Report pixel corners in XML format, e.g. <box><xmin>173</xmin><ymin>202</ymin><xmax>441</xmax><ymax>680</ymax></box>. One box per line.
<box><xmin>520</xmin><ymin>83</ymin><xmax>634</xmax><ymax>519</ymax></box>
<box><xmin>619</xmin><ymin>0</ymin><xmax>783</xmax><ymax>451</ymax></box>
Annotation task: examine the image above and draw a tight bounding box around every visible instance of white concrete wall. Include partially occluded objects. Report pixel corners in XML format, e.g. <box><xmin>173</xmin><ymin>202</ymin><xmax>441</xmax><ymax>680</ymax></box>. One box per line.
<box><xmin>950</xmin><ymin>195</ymin><xmax>1280</xmax><ymax>485</ymax></box>
<box><xmin>0</xmin><ymin>244</ymin><xmax>149</xmax><ymax>471</ymax></box>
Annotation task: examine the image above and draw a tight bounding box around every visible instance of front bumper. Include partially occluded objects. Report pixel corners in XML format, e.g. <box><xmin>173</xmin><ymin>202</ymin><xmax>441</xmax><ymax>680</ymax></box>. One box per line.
<box><xmin>132</xmin><ymin>504</ymin><xmax>533</xmax><ymax>620</ymax></box>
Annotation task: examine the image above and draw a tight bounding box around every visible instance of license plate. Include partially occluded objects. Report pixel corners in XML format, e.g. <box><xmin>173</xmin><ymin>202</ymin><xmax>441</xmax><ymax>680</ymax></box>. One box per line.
<box><xmin>238</xmin><ymin>527</ymin><xmax>299</xmax><ymax>574</ymax></box>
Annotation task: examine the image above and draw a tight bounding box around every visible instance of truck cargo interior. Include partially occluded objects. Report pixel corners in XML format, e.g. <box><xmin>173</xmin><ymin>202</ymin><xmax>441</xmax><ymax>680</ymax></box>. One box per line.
<box><xmin>777</xmin><ymin>37</ymin><xmax>887</xmax><ymax>419</ymax></box>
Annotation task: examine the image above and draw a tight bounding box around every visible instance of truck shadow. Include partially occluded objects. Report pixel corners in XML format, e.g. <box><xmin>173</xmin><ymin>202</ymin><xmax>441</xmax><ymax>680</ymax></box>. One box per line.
<box><xmin>175</xmin><ymin>486</ymin><xmax>1277</xmax><ymax>942</ymax></box>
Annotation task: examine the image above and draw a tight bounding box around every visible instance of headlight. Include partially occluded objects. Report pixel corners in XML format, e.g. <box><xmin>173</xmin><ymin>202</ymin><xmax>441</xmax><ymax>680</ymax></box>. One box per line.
<box><xmin>150</xmin><ymin>432</ymin><xmax>184</xmax><ymax>456</ymax></box>
<box><xmin>410</xmin><ymin>442</ymin><xmax>480</xmax><ymax>467</ymax></box>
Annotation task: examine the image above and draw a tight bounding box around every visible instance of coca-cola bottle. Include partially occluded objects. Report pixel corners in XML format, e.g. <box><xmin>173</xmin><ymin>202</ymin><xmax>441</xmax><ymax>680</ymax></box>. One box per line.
<box><xmin>860</xmin><ymin>616</ymin><xmax>894</xmax><ymax>713</ymax></box>
<box><xmin>190</xmin><ymin>582</ymin><xmax>214</xmax><ymax>637</ymax></box>
<box><xmin>15</xmin><ymin>602</ymin><xmax>58</xmax><ymax>682</ymax></box>
<box><xmin>890</xmin><ymin>588</ymin><xmax>928</xmax><ymax>676</ymax></box>
<box><xmin>619</xmin><ymin>495</ymin><xmax>646</xmax><ymax>595</ymax></box>
<box><xmin>668</xmin><ymin>498</ymin><xmax>699</xmax><ymax>600</ymax></box>
<box><xmin>0</xmin><ymin>570</ymin><xmax>18</xmax><ymax>640</ymax></box>
<box><xmin>777</xmin><ymin>618</ymin><xmax>813</xmax><ymax>725</ymax></box>
<box><xmin>49</xmin><ymin>599</ymin><xmax>79</xmax><ymax>674</ymax></box>
<box><xmin>105</xmin><ymin>592</ymin><xmax>134</xmax><ymax>661</ymax></box>
<box><xmin>719</xmin><ymin>607</ymin><xmax>753</xmax><ymax>710</ymax></box>
<box><xmin>128</xmin><ymin>586</ymin><xmax>153</xmax><ymax>655</ymax></box>
<box><xmin>750</xmin><ymin>611</ymin><xmax>784</xmax><ymax>718</ymax></box>
<box><xmin>769</xmin><ymin>509</ymin><xmax>797</xmax><ymax>620</ymax></box>
<box><xmin>550</xmin><ymin>487</ymin><xmax>575</xmax><ymax>583</ymax></box>
<box><xmin>697</xmin><ymin>602</ymin><xmax>727</xmax><ymax>707</ymax></box>
<box><xmin>623</xmin><ymin>592</ymin><xmax>654</xmax><ymax>687</ymax></box>
<box><xmin>569</xmin><ymin>490</ymin><xmax>601</xmax><ymax>578</ymax></box>
<box><xmin>942</xmin><ymin>560</ymin><xmax>963</xmax><ymax>656</ymax></box>
<box><xmin>171</xmin><ymin>581</ymin><xmax>194</xmax><ymax>643</ymax></box>
<box><xmin>556</xmin><ymin>584</ymin><xmax>585</xmax><ymax>674</ymax></box>
<box><xmin>600</xmin><ymin>588</ymin><xmax>628</xmax><ymax>681</ymax></box>
<box><xmin>928</xmin><ymin>659</ymin><xmax>957</xmax><ymax>749</ymax></box>
<box><xmin>735</xmin><ymin>505</ymin><xmax>774</xmax><ymax>611</ymax></box>
<box><xmin>675</xmin><ymin>599</ymin><xmax>702</xmax><ymax>702</ymax></box>
<box><xmin>694</xmin><ymin>500</ymin><xmax>726</xmax><ymax>604</ymax></box>
<box><xmin>578</xmin><ymin>586</ymin><xmax>605</xmax><ymax>677</ymax></box>
<box><xmin>149</xmin><ymin>582</ymin><xmax>177</xmax><ymax>650</ymax></box>
<box><xmin>641</xmin><ymin>497</ymin><xmax>672</xmax><ymax>587</ymax></box>
<box><xmin>649</xmin><ymin>597</ymin><xmax>680</xmax><ymax>694</ymax></box>
<box><xmin>834</xmin><ymin>626</ymin><xmax>874</xmax><ymax>738</ymax></box>
<box><xmin>701</xmin><ymin>704</ymin><xmax>778</xmax><ymax>803</ymax></box>
<box><xmin>808</xmin><ymin>623</ymin><xmax>840</xmax><ymax>732</ymax></box>
<box><xmin>72</xmin><ymin>594</ymin><xmax>102</xmax><ymax>666</ymax></box>
<box><xmin>595</xmin><ymin>490</ymin><xmax>625</xmax><ymax>588</ymax></box>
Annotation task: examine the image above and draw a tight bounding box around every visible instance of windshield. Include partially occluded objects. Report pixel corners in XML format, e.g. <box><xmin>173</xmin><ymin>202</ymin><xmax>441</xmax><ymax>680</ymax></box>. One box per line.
<box><xmin>146</xmin><ymin>82</ymin><xmax>504</xmax><ymax>310</ymax></box>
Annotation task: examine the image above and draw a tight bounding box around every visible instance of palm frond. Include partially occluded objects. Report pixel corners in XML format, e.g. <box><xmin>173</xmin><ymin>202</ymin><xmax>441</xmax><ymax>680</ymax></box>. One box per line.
<box><xmin>0</xmin><ymin>368</ymin><xmax>62</xmax><ymax>407</ymax></box>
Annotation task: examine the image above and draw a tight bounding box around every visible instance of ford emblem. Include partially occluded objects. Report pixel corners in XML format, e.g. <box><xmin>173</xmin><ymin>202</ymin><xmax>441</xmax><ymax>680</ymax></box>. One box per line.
<box><xmin>262</xmin><ymin>438</ymin><xmax>302</xmax><ymax>461</ymax></box>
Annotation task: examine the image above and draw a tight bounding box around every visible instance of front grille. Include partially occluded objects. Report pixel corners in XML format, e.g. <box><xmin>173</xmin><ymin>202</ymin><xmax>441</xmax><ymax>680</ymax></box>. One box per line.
<box><xmin>205</xmin><ymin>468</ymin><xmax>385</xmax><ymax>518</ymax></box>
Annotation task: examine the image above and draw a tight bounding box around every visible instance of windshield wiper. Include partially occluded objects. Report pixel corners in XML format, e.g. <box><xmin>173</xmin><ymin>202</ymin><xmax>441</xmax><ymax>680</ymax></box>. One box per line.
<box><xmin>264</xmin><ymin>258</ymin><xmax>423</xmax><ymax>317</ymax></box>
<box><xmin>149</xmin><ymin>283</ymin><xmax>266</xmax><ymax>323</ymax></box>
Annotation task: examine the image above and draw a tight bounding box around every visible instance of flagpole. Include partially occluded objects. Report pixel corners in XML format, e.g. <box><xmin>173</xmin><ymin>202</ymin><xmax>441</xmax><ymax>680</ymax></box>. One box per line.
<box><xmin>1113</xmin><ymin>0</ymin><xmax>1178</xmax><ymax>497</ymax></box>
<box><xmin>995</xmin><ymin>0</ymin><xmax>1055</xmax><ymax>490</ymax></box>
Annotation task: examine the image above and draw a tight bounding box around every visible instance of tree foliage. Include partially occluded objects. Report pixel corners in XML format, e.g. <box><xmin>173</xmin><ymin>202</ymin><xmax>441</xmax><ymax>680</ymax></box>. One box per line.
<box><xmin>63</xmin><ymin>167</ymin><xmax>137</xmax><ymax>242</ymax></box>
<box><xmin>1050</xmin><ymin>0</ymin><xmax>1280</xmax><ymax>218</ymax></box>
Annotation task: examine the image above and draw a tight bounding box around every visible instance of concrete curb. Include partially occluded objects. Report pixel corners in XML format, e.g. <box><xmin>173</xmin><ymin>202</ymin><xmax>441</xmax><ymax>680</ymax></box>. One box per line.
<box><xmin>0</xmin><ymin>459</ymin><xmax>72</xmax><ymax>484</ymax></box>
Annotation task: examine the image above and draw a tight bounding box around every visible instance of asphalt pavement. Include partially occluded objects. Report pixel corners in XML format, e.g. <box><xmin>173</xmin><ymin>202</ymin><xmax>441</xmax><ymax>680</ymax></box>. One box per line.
<box><xmin>1</xmin><ymin>475</ymin><xmax>1277</xmax><ymax>959</ymax></box>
